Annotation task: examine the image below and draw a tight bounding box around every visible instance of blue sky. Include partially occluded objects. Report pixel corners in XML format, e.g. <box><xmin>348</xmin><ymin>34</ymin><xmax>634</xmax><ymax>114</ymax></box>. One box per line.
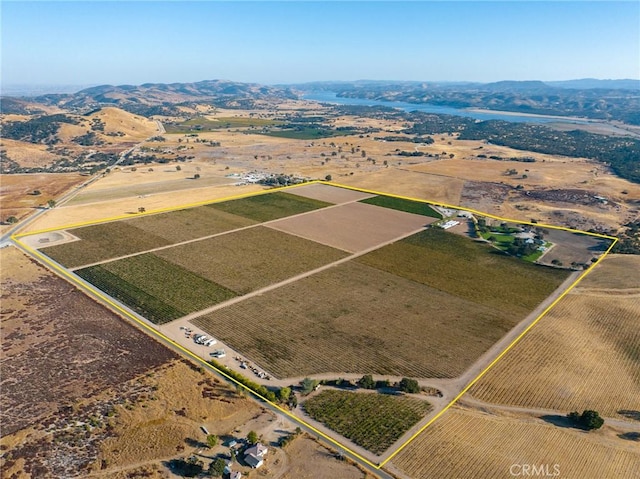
<box><xmin>2</xmin><ymin>1</ymin><xmax>638</xmax><ymax>87</ymax></box>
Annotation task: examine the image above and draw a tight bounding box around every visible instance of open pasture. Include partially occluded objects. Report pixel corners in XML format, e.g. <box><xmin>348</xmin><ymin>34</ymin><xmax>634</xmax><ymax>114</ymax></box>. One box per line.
<box><xmin>155</xmin><ymin>226</ymin><xmax>348</xmax><ymax>294</ymax></box>
<box><xmin>303</xmin><ymin>390</ymin><xmax>431</xmax><ymax>455</ymax></box>
<box><xmin>467</xmin><ymin>266</ymin><xmax>640</xmax><ymax>418</ymax></box>
<box><xmin>266</xmin><ymin>201</ymin><xmax>432</xmax><ymax>253</ymax></box>
<box><xmin>391</xmin><ymin>407</ymin><xmax>640</xmax><ymax>479</ymax></box>
<box><xmin>192</xmin><ymin>261</ymin><xmax>517</xmax><ymax>379</ymax></box>
<box><xmin>76</xmin><ymin>254</ymin><xmax>236</xmax><ymax>324</ymax></box>
<box><xmin>41</xmin><ymin>221</ymin><xmax>169</xmax><ymax>268</ymax></box>
<box><xmin>357</xmin><ymin>227</ymin><xmax>571</xmax><ymax>317</ymax></box>
<box><xmin>206</xmin><ymin>190</ymin><xmax>332</xmax><ymax>222</ymax></box>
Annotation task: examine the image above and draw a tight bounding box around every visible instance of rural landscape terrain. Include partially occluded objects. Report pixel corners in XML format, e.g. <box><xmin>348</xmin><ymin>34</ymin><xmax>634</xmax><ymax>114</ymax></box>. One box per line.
<box><xmin>2</xmin><ymin>78</ymin><xmax>639</xmax><ymax>479</ymax></box>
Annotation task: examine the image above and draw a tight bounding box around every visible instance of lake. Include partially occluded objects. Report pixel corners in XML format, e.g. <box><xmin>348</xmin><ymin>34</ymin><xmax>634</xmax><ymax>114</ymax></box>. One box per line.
<box><xmin>302</xmin><ymin>91</ymin><xmax>591</xmax><ymax>125</ymax></box>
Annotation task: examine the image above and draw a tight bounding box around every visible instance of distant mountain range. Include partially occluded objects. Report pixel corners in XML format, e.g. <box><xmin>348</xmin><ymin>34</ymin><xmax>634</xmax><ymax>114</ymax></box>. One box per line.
<box><xmin>2</xmin><ymin>80</ymin><xmax>296</xmax><ymax>116</ymax></box>
<box><xmin>2</xmin><ymin>78</ymin><xmax>638</xmax><ymax>124</ymax></box>
<box><xmin>292</xmin><ymin>79</ymin><xmax>640</xmax><ymax>124</ymax></box>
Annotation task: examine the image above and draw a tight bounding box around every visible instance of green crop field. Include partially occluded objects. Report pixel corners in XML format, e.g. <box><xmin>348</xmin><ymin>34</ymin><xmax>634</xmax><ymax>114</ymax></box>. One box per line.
<box><xmin>165</xmin><ymin>116</ymin><xmax>283</xmax><ymax>133</ymax></box>
<box><xmin>42</xmin><ymin>222</ymin><xmax>170</xmax><ymax>268</ymax></box>
<box><xmin>76</xmin><ymin>254</ymin><xmax>236</xmax><ymax>324</ymax></box>
<box><xmin>357</xmin><ymin>228</ymin><xmax>570</xmax><ymax>316</ymax></box>
<box><xmin>191</xmin><ymin>261</ymin><xmax>517</xmax><ymax>379</ymax></box>
<box><xmin>359</xmin><ymin>195</ymin><xmax>442</xmax><ymax>218</ymax></box>
<box><xmin>155</xmin><ymin>226</ymin><xmax>348</xmax><ymax>294</ymax></box>
<box><xmin>303</xmin><ymin>390</ymin><xmax>431</xmax><ymax>455</ymax></box>
<box><xmin>126</xmin><ymin>206</ymin><xmax>256</xmax><ymax>243</ymax></box>
<box><xmin>260</xmin><ymin>127</ymin><xmax>358</xmax><ymax>140</ymax></box>
<box><xmin>206</xmin><ymin>191</ymin><xmax>332</xmax><ymax>222</ymax></box>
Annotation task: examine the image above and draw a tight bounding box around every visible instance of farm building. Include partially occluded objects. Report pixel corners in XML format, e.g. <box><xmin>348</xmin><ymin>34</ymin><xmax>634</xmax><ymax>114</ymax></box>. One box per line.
<box><xmin>244</xmin><ymin>443</ymin><xmax>268</xmax><ymax>469</ymax></box>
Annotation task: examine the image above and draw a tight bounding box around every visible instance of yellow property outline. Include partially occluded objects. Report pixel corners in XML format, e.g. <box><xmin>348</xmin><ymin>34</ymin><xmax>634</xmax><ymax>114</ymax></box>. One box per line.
<box><xmin>12</xmin><ymin>180</ymin><xmax>618</xmax><ymax>472</ymax></box>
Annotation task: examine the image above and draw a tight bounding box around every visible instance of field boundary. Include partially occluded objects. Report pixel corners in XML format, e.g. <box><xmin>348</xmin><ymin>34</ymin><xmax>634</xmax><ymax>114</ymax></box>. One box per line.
<box><xmin>11</xmin><ymin>180</ymin><xmax>618</xmax><ymax>471</ymax></box>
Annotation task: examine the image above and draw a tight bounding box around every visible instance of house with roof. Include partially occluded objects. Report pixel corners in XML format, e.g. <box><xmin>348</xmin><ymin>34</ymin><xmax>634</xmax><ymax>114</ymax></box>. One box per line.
<box><xmin>244</xmin><ymin>443</ymin><xmax>268</xmax><ymax>469</ymax></box>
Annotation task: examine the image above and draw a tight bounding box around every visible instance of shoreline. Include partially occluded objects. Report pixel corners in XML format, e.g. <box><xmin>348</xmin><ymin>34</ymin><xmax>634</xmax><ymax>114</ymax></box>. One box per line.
<box><xmin>465</xmin><ymin>107</ymin><xmax>594</xmax><ymax>123</ymax></box>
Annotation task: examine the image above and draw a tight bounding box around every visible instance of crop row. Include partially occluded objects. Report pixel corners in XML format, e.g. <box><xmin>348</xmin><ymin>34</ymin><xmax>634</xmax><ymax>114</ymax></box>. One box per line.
<box><xmin>303</xmin><ymin>390</ymin><xmax>431</xmax><ymax>455</ymax></box>
<box><xmin>76</xmin><ymin>254</ymin><xmax>236</xmax><ymax>324</ymax></box>
<box><xmin>359</xmin><ymin>195</ymin><xmax>442</xmax><ymax>218</ymax></box>
<box><xmin>192</xmin><ymin>260</ymin><xmax>514</xmax><ymax>379</ymax></box>
<box><xmin>357</xmin><ymin>227</ymin><xmax>570</xmax><ymax>316</ymax></box>
<box><xmin>468</xmin><ymin>292</ymin><xmax>640</xmax><ymax>417</ymax></box>
<box><xmin>205</xmin><ymin>191</ymin><xmax>332</xmax><ymax>222</ymax></box>
<box><xmin>392</xmin><ymin>408</ymin><xmax>640</xmax><ymax>479</ymax></box>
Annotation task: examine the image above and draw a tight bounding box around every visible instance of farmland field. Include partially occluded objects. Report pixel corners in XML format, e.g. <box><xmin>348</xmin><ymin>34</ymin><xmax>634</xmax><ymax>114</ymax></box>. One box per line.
<box><xmin>303</xmin><ymin>390</ymin><xmax>431</xmax><ymax>455</ymax></box>
<box><xmin>155</xmin><ymin>226</ymin><xmax>348</xmax><ymax>294</ymax></box>
<box><xmin>206</xmin><ymin>191</ymin><xmax>332</xmax><ymax>222</ymax></box>
<box><xmin>467</xmin><ymin>255</ymin><xmax>640</xmax><ymax>418</ymax></box>
<box><xmin>357</xmin><ymin>227</ymin><xmax>571</xmax><ymax>316</ymax></box>
<box><xmin>359</xmin><ymin>195</ymin><xmax>442</xmax><ymax>218</ymax></box>
<box><xmin>266</xmin><ymin>201</ymin><xmax>432</xmax><ymax>253</ymax></box>
<box><xmin>76</xmin><ymin>254</ymin><xmax>236</xmax><ymax>324</ymax></box>
<box><xmin>165</xmin><ymin>116</ymin><xmax>283</xmax><ymax>133</ymax></box>
<box><xmin>391</xmin><ymin>407</ymin><xmax>640</xmax><ymax>479</ymax></box>
<box><xmin>287</xmin><ymin>183</ymin><xmax>374</xmax><ymax>204</ymax></box>
<box><xmin>41</xmin><ymin>221</ymin><xmax>170</xmax><ymax>268</ymax></box>
<box><xmin>119</xmin><ymin>205</ymin><xmax>256</xmax><ymax>243</ymax></box>
<box><xmin>192</xmin><ymin>261</ymin><xmax>517</xmax><ymax>379</ymax></box>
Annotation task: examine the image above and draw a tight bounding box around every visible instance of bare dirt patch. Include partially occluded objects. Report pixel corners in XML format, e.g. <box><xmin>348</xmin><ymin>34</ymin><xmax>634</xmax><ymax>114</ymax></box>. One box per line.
<box><xmin>538</xmin><ymin>228</ymin><xmax>611</xmax><ymax>268</ymax></box>
<box><xmin>280</xmin><ymin>435</ymin><xmax>371</xmax><ymax>479</ymax></box>
<box><xmin>267</xmin><ymin>201</ymin><xmax>433</xmax><ymax>253</ymax></box>
<box><xmin>287</xmin><ymin>182</ymin><xmax>375</xmax><ymax>204</ymax></box>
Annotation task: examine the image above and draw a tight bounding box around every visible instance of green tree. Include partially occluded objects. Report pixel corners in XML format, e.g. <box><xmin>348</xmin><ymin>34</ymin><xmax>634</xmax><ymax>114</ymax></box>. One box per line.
<box><xmin>324</xmin><ymin>174</ymin><xmax>332</xmax><ymax>181</ymax></box>
<box><xmin>278</xmin><ymin>386</ymin><xmax>292</xmax><ymax>403</ymax></box>
<box><xmin>206</xmin><ymin>434</ymin><xmax>218</xmax><ymax>448</ymax></box>
<box><xmin>6</xmin><ymin>216</ymin><xmax>18</xmax><ymax>224</ymax></box>
<box><xmin>357</xmin><ymin>374</ymin><xmax>376</xmax><ymax>390</ymax></box>
<box><xmin>194</xmin><ymin>173</ymin><xmax>201</xmax><ymax>179</ymax></box>
<box><xmin>398</xmin><ymin>378</ymin><xmax>420</xmax><ymax>394</ymax></box>
<box><xmin>208</xmin><ymin>457</ymin><xmax>226</xmax><ymax>477</ymax></box>
<box><xmin>568</xmin><ymin>410</ymin><xmax>604</xmax><ymax>430</ymax></box>
<box><xmin>247</xmin><ymin>430</ymin><xmax>258</xmax><ymax>445</ymax></box>
<box><xmin>32</xmin><ymin>190</ymin><xmax>41</xmax><ymax>195</ymax></box>
<box><xmin>301</xmin><ymin>378</ymin><xmax>319</xmax><ymax>395</ymax></box>
<box><xmin>47</xmin><ymin>199</ymin><xmax>56</xmax><ymax>208</ymax></box>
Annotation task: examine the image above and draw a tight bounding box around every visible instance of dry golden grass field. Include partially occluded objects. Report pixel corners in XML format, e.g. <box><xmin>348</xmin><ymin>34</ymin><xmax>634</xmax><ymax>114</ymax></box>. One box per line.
<box><xmin>0</xmin><ymin>172</ymin><xmax>85</xmax><ymax>223</ymax></box>
<box><xmin>390</xmin><ymin>406</ymin><xmax>640</xmax><ymax>479</ymax></box>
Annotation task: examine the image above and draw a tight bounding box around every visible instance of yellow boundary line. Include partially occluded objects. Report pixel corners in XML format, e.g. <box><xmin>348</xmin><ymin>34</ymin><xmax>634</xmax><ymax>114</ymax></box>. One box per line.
<box><xmin>11</xmin><ymin>181</ymin><xmax>617</xmax><ymax>471</ymax></box>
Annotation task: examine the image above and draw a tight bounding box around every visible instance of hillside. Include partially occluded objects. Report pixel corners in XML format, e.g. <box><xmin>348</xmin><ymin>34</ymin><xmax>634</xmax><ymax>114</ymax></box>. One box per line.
<box><xmin>29</xmin><ymin>80</ymin><xmax>297</xmax><ymax>115</ymax></box>
<box><xmin>1</xmin><ymin>107</ymin><xmax>160</xmax><ymax>173</ymax></box>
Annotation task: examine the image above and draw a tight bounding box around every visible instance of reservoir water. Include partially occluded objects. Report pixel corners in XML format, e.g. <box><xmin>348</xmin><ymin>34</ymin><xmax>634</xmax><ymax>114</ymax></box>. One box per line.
<box><xmin>302</xmin><ymin>91</ymin><xmax>591</xmax><ymax>125</ymax></box>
